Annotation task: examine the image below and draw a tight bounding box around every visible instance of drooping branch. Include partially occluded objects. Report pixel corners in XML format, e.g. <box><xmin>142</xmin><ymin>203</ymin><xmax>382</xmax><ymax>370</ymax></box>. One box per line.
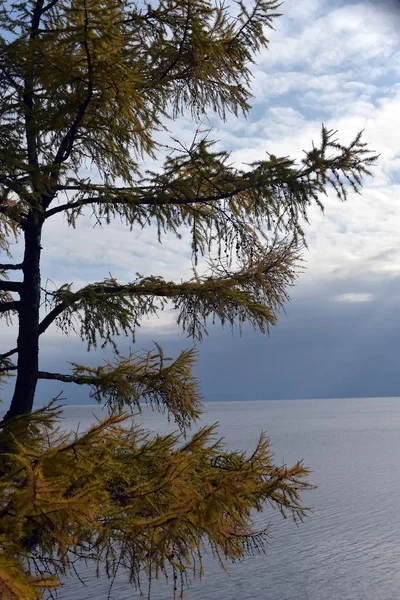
<box><xmin>39</xmin><ymin>243</ymin><xmax>298</xmax><ymax>348</ymax></box>
<box><xmin>38</xmin><ymin>346</ymin><xmax>203</xmax><ymax>429</ymax></box>
<box><xmin>0</xmin><ymin>399</ymin><xmax>312</xmax><ymax>599</ymax></box>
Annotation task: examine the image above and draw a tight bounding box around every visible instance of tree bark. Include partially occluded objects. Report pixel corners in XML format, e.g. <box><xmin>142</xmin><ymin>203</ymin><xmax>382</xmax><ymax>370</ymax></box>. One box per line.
<box><xmin>3</xmin><ymin>212</ymin><xmax>43</xmax><ymax>420</ymax></box>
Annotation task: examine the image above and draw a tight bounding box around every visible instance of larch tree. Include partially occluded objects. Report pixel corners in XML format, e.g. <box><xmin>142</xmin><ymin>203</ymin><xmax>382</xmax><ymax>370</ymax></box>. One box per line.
<box><xmin>0</xmin><ymin>0</ymin><xmax>376</xmax><ymax>598</ymax></box>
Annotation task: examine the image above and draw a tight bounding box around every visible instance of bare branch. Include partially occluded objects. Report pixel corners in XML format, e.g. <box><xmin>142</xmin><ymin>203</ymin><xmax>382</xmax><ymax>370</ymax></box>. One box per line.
<box><xmin>38</xmin><ymin>370</ymin><xmax>85</xmax><ymax>383</ymax></box>
<box><xmin>38</xmin><ymin>303</ymin><xmax>66</xmax><ymax>335</ymax></box>
<box><xmin>0</xmin><ymin>301</ymin><xmax>19</xmax><ymax>313</ymax></box>
<box><xmin>0</xmin><ymin>348</ymin><xmax>18</xmax><ymax>362</ymax></box>
<box><xmin>0</xmin><ymin>263</ymin><xmax>23</xmax><ymax>270</ymax></box>
<box><xmin>0</xmin><ymin>281</ymin><xmax>22</xmax><ymax>293</ymax></box>
<box><xmin>40</xmin><ymin>0</ymin><xmax>62</xmax><ymax>15</ymax></box>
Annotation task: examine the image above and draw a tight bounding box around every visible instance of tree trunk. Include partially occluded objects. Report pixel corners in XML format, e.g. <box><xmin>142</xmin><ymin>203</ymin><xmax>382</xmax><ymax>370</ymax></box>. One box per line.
<box><xmin>4</xmin><ymin>212</ymin><xmax>43</xmax><ymax>420</ymax></box>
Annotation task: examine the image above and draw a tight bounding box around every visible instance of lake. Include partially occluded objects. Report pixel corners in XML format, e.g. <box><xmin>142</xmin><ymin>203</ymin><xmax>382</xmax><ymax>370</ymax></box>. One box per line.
<box><xmin>54</xmin><ymin>397</ymin><xmax>400</xmax><ymax>599</ymax></box>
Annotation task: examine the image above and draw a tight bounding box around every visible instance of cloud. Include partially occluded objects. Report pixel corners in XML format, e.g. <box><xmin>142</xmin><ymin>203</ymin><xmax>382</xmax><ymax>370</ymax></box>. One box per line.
<box><xmin>259</xmin><ymin>1</ymin><xmax>400</xmax><ymax>74</ymax></box>
<box><xmin>7</xmin><ymin>0</ymin><xmax>400</xmax><ymax>303</ymax></box>
<box><xmin>334</xmin><ymin>293</ymin><xmax>374</xmax><ymax>303</ymax></box>
<box><xmin>3</xmin><ymin>0</ymin><xmax>400</xmax><ymax>405</ymax></box>
<box><xmin>6</xmin><ymin>269</ymin><xmax>398</xmax><ymax>408</ymax></box>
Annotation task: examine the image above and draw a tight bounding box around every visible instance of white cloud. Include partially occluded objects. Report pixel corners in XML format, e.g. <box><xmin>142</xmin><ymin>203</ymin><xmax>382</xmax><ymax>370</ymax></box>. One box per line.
<box><xmin>3</xmin><ymin>0</ymin><xmax>400</xmax><ymax>350</ymax></box>
<box><xmin>259</xmin><ymin>1</ymin><xmax>400</xmax><ymax>74</ymax></box>
<box><xmin>334</xmin><ymin>293</ymin><xmax>375</xmax><ymax>303</ymax></box>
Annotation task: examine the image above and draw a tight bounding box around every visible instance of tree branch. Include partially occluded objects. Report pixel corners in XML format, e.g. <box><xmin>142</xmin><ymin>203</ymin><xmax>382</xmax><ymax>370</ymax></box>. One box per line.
<box><xmin>0</xmin><ymin>348</ymin><xmax>18</xmax><ymax>362</ymax></box>
<box><xmin>0</xmin><ymin>175</ymin><xmax>24</xmax><ymax>198</ymax></box>
<box><xmin>37</xmin><ymin>247</ymin><xmax>294</xmax><ymax>347</ymax></box>
<box><xmin>0</xmin><ymin>281</ymin><xmax>22</xmax><ymax>292</ymax></box>
<box><xmin>231</xmin><ymin>0</ymin><xmax>266</xmax><ymax>45</ymax></box>
<box><xmin>0</xmin><ymin>263</ymin><xmax>23</xmax><ymax>270</ymax></box>
<box><xmin>0</xmin><ymin>205</ymin><xmax>26</xmax><ymax>228</ymax></box>
<box><xmin>37</xmin><ymin>346</ymin><xmax>202</xmax><ymax>429</ymax></box>
<box><xmin>0</xmin><ymin>365</ymin><xmax>17</xmax><ymax>374</ymax></box>
<box><xmin>38</xmin><ymin>370</ymin><xmax>89</xmax><ymax>383</ymax></box>
<box><xmin>0</xmin><ymin>66</ymin><xmax>24</xmax><ymax>96</ymax></box>
<box><xmin>51</xmin><ymin>0</ymin><xmax>93</xmax><ymax>168</ymax></box>
<box><xmin>159</xmin><ymin>0</ymin><xmax>191</xmax><ymax>81</ymax></box>
<box><xmin>38</xmin><ymin>302</ymin><xmax>67</xmax><ymax>335</ymax></box>
<box><xmin>37</xmin><ymin>278</ymin><xmax>182</xmax><ymax>337</ymax></box>
<box><xmin>0</xmin><ymin>301</ymin><xmax>19</xmax><ymax>313</ymax></box>
<box><xmin>39</xmin><ymin>276</ymin><xmax>242</xmax><ymax>335</ymax></box>
<box><xmin>23</xmin><ymin>0</ymin><xmax>45</xmax><ymax>172</ymax></box>
<box><xmin>40</xmin><ymin>0</ymin><xmax>61</xmax><ymax>15</ymax></box>
<box><xmin>44</xmin><ymin>127</ymin><xmax>376</xmax><ymax>226</ymax></box>
<box><xmin>44</xmin><ymin>187</ymin><xmax>250</xmax><ymax>219</ymax></box>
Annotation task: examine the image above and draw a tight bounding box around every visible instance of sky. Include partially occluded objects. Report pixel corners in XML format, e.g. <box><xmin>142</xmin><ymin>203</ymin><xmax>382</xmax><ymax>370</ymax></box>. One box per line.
<box><xmin>3</xmin><ymin>0</ymin><xmax>400</xmax><ymax>406</ymax></box>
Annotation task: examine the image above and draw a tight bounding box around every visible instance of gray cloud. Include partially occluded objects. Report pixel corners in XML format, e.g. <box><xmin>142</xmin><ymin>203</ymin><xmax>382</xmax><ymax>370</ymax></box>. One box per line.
<box><xmin>2</xmin><ymin>270</ymin><xmax>399</xmax><ymax>411</ymax></box>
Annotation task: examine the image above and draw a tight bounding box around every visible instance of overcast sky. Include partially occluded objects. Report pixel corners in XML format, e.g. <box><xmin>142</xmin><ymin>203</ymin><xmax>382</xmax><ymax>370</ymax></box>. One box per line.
<box><xmin>3</xmin><ymin>0</ymin><xmax>400</xmax><ymax>407</ymax></box>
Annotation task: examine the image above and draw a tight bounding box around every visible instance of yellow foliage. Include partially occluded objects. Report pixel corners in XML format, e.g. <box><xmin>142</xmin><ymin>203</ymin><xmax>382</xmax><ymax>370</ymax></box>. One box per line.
<box><xmin>0</xmin><ymin>0</ymin><xmax>376</xmax><ymax>596</ymax></box>
<box><xmin>0</xmin><ymin>402</ymin><xmax>312</xmax><ymax>598</ymax></box>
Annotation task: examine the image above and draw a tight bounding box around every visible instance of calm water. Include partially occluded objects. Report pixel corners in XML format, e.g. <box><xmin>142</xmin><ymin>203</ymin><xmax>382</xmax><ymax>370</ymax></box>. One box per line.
<box><xmin>54</xmin><ymin>398</ymin><xmax>400</xmax><ymax>599</ymax></box>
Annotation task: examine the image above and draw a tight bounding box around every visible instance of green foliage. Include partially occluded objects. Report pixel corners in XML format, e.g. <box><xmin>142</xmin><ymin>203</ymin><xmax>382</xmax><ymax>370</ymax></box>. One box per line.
<box><xmin>0</xmin><ymin>403</ymin><xmax>312</xmax><ymax>599</ymax></box>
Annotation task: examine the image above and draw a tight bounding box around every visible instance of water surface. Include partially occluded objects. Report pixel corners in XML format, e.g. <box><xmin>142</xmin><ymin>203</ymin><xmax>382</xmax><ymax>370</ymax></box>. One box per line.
<box><xmin>56</xmin><ymin>398</ymin><xmax>400</xmax><ymax>599</ymax></box>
